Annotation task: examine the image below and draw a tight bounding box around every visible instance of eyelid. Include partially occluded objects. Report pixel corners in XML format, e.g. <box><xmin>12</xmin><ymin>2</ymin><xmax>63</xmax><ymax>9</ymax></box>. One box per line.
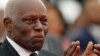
<box><xmin>22</xmin><ymin>17</ymin><xmax>36</xmax><ymax>24</ymax></box>
<box><xmin>41</xmin><ymin>19</ymin><xmax>48</xmax><ymax>25</ymax></box>
<box><xmin>41</xmin><ymin>18</ymin><xmax>47</xmax><ymax>22</ymax></box>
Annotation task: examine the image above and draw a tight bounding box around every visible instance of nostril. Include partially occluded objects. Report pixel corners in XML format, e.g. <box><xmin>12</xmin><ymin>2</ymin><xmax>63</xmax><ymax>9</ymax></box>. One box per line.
<box><xmin>34</xmin><ymin>25</ymin><xmax>43</xmax><ymax>32</ymax></box>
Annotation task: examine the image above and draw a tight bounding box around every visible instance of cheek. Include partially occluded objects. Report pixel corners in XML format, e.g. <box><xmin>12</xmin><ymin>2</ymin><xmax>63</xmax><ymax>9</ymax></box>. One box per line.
<box><xmin>43</xmin><ymin>26</ymin><xmax>48</xmax><ymax>35</ymax></box>
<box><xmin>13</xmin><ymin>21</ymin><xmax>33</xmax><ymax>36</ymax></box>
<box><xmin>12</xmin><ymin>22</ymin><xmax>34</xmax><ymax>46</ymax></box>
<box><xmin>19</xmin><ymin>27</ymin><xmax>32</xmax><ymax>36</ymax></box>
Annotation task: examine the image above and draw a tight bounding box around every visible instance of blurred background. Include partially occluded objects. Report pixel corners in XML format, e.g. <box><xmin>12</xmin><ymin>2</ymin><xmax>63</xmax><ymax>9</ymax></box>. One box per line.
<box><xmin>1</xmin><ymin>0</ymin><xmax>100</xmax><ymax>56</ymax></box>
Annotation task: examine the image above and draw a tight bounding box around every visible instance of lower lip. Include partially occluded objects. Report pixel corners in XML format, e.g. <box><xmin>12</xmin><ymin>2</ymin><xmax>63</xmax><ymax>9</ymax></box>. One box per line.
<box><xmin>29</xmin><ymin>37</ymin><xmax>44</xmax><ymax>44</ymax></box>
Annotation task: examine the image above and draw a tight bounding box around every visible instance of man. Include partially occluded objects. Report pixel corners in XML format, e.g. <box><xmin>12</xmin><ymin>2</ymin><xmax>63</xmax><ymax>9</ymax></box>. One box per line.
<box><xmin>0</xmin><ymin>0</ymin><xmax>100</xmax><ymax>56</ymax></box>
<box><xmin>0</xmin><ymin>0</ymin><xmax>56</xmax><ymax>56</ymax></box>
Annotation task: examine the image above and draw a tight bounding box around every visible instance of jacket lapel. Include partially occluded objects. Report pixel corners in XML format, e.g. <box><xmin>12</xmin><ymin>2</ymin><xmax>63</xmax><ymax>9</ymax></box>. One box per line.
<box><xmin>0</xmin><ymin>39</ymin><xmax>19</xmax><ymax>56</ymax></box>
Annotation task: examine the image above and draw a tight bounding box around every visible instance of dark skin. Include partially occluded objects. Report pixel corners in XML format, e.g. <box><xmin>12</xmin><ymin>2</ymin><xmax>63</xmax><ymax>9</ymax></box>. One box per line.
<box><xmin>94</xmin><ymin>44</ymin><xmax>100</xmax><ymax>56</ymax></box>
<box><xmin>63</xmin><ymin>41</ymin><xmax>80</xmax><ymax>56</ymax></box>
<box><xmin>4</xmin><ymin>0</ymin><xmax>48</xmax><ymax>52</ymax></box>
<box><xmin>3</xmin><ymin>0</ymin><xmax>100</xmax><ymax>55</ymax></box>
<box><xmin>63</xmin><ymin>41</ymin><xmax>100</xmax><ymax>56</ymax></box>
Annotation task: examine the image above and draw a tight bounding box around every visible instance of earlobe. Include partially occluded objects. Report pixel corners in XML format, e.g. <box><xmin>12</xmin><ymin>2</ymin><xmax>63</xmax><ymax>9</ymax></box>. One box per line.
<box><xmin>3</xmin><ymin>18</ymin><xmax>12</xmax><ymax>32</ymax></box>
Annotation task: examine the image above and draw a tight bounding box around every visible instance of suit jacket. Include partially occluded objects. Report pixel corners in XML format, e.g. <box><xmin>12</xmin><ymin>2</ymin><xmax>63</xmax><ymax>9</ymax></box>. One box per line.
<box><xmin>0</xmin><ymin>39</ymin><xmax>58</xmax><ymax>56</ymax></box>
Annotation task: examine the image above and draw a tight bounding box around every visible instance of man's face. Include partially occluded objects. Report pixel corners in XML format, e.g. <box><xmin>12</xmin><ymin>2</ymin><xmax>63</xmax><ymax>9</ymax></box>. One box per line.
<box><xmin>10</xmin><ymin>8</ymin><xmax>48</xmax><ymax>51</ymax></box>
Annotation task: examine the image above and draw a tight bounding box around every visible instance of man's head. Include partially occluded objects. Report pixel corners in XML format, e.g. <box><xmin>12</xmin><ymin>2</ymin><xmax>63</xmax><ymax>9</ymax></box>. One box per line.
<box><xmin>4</xmin><ymin>0</ymin><xmax>48</xmax><ymax>52</ymax></box>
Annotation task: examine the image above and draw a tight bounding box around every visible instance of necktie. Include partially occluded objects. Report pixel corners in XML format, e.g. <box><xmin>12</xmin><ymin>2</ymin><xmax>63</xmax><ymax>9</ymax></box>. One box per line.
<box><xmin>30</xmin><ymin>53</ymin><xmax>38</xmax><ymax>56</ymax></box>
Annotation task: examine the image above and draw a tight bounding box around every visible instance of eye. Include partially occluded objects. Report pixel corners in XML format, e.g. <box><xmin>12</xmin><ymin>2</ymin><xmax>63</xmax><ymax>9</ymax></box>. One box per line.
<box><xmin>25</xmin><ymin>19</ymin><xmax>34</xmax><ymax>24</ymax></box>
<box><xmin>22</xmin><ymin>17</ymin><xmax>36</xmax><ymax>24</ymax></box>
<box><xmin>41</xmin><ymin>18</ymin><xmax>48</xmax><ymax>25</ymax></box>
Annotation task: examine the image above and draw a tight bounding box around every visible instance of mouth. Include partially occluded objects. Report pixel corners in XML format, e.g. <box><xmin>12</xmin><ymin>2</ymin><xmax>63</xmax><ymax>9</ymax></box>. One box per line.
<box><xmin>28</xmin><ymin>34</ymin><xmax>45</xmax><ymax>44</ymax></box>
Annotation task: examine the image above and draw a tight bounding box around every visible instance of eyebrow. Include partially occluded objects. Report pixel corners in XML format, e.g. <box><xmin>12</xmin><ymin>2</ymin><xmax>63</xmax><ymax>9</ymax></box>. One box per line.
<box><xmin>24</xmin><ymin>15</ymin><xmax>47</xmax><ymax>19</ymax></box>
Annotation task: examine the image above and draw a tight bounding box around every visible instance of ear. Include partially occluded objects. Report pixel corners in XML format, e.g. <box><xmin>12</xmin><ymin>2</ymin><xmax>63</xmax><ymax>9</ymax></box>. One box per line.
<box><xmin>3</xmin><ymin>18</ymin><xmax>12</xmax><ymax>32</ymax></box>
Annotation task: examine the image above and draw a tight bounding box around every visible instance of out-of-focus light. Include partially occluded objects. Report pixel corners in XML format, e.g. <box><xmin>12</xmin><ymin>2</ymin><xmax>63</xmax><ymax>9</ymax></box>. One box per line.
<box><xmin>0</xmin><ymin>0</ymin><xmax>9</xmax><ymax>10</ymax></box>
<box><xmin>58</xmin><ymin>1</ymin><xmax>82</xmax><ymax>24</ymax></box>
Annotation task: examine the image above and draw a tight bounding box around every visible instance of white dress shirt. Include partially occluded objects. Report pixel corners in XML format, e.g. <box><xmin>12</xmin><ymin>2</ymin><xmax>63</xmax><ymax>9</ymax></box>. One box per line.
<box><xmin>7</xmin><ymin>36</ymin><xmax>39</xmax><ymax>56</ymax></box>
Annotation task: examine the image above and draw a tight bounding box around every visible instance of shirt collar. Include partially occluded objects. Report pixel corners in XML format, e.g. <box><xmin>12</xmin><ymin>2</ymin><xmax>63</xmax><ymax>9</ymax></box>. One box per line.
<box><xmin>6</xmin><ymin>36</ymin><xmax>39</xmax><ymax>56</ymax></box>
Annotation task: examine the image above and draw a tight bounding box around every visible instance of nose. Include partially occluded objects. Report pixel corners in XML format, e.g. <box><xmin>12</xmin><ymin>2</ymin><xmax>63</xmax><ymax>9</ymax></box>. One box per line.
<box><xmin>34</xmin><ymin>21</ymin><xmax>43</xmax><ymax>32</ymax></box>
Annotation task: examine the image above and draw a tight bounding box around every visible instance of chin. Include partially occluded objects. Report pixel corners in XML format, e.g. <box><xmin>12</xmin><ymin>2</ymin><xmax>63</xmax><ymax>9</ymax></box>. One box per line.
<box><xmin>30</xmin><ymin>43</ymin><xmax>43</xmax><ymax>51</ymax></box>
<box><xmin>31</xmin><ymin>47</ymin><xmax>42</xmax><ymax>52</ymax></box>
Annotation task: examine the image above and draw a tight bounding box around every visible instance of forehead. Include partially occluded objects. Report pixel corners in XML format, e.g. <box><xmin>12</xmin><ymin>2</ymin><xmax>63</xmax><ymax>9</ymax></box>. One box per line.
<box><xmin>21</xmin><ymin>9</ymin><xmax>47</xmax><ymax>19</ymax></box>
<box><xmin>20</xmin><ymin>3</ymin><xmax>47</xmax><ymax>17</ymax></box>
<box><xmin>6</xmin><ymin>0</ymin><xmax>47</xmax><ymax>19</ymax></box>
